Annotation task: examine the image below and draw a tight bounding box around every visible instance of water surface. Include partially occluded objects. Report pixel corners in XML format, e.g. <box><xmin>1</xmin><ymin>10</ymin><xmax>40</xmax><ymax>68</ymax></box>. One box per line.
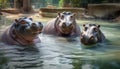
<box><xmin>0</xmin><ymin>19</ymin><xmax>120</xmax><ymax>69</ymax></box>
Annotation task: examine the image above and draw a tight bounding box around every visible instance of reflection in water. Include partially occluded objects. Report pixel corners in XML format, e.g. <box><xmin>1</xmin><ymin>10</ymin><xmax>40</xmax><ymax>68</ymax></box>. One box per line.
<box><xmin>72</xmin><ymin>59</ymin><xmax>120</xmax><ymax>69</ymax></box>
<box><xmin>0</xmin><ymin>43</ymin><xmax>42</xmax><ymax>69</ymax></box>
<box><xmin>0</xmin><ymin>20</ymin><xmax>120</xmax><ymax>69</ymax></box>
<box><xmin>0</xmin><ymin>51</ymin><xmax>8</xmax><ymax>69</ymax></box>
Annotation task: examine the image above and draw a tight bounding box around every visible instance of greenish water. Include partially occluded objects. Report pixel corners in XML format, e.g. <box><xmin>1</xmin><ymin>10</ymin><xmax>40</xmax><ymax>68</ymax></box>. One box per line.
<box><xmin>0</xmin><ymin>19</ymin><xmax>120</xmax><ymax>69</ymax></box>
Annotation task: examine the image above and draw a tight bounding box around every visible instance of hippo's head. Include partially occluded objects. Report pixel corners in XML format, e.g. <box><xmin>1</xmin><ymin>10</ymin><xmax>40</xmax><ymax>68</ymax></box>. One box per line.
<box><xmin>13</xmin><ymin>17</ymin><xmax>43</xmax><ymax>41</ymax></box>
<box><xmin>80</xmin><ymin>24</ymin><xmax>101</xmax><ymax>45</ymax></box>
<box><xmin>55</xmin><ymin>12</ymin><xmax>76</xmax><ymax>35</ymax></box>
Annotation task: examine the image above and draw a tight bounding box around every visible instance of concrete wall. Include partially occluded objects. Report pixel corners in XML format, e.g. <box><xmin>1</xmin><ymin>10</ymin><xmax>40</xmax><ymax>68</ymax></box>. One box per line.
<box><xmin>39</xmin><ymin>8</ymin><xmax>85</xmax><ymax>18</ymax></box>
<box><xmin>88</xmin><ymin>4</ymin><xmax>120</xmax><ymax>18</ymax></box>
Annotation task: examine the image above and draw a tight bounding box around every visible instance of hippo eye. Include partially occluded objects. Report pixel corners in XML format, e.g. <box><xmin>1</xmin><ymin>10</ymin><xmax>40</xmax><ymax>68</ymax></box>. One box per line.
<box><xmin>29</xmin><ymin>18</ymin><xmax>33</xmax><ymax>21</ymax></box>
<box><xmin>70</xmin><ymin>16</ymin><xmax>73</xmax><ymax>19</ymax></box>
<box><xmin>84</xmin><ymin>27</ymin><xmax>87</xmax><ymax>31</ymax></box>
<box><xmin>61</xmin><ymin>15</ymin><xmax>64</xmax><ymax>19</ymax></box>
<box><xmin>62</xmin><ymin>23</ymin><xmax>66</xmax><ymax>28</ymax></box>
<box><xmin>69</xmin><ymin>24</ymin><xmax>73</xmax><ymax>29</ymax></box>
<box><xmin>93</xmin><ymin>28</ymin><xmax>98</xmax><ymax>32</ymax></box>
<box><xmin>83</xmin><ymin>24</ymin><xmax>85</xmax><ymax>27</ymax></box>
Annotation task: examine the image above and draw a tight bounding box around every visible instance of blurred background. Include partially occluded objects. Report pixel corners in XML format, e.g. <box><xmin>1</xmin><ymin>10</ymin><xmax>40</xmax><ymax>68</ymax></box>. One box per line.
<box><xmin>0</xmin><ymin>0</ymin><xmax>120</xmax><ymax>69</ymax></box>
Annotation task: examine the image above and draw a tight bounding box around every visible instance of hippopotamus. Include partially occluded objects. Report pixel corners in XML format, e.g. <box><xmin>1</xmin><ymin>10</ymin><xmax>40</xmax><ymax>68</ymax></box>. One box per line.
<box><xmin>1</xmin><ymin>17</ymin><xmax>43</xmax><ymax>45</ymax></box>
<box><xmin>80</xmin><ymin>24</ymin><xmax>105</xmax><ymax>45</ymax></box>
<box><xmin>43</xmin><ymin>11</ymin><xmax>80</xmax><ymax>37</ymax></box>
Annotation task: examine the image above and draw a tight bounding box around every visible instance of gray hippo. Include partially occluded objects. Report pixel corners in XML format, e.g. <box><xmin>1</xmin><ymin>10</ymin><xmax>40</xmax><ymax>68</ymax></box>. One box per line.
<box><xmin>43</xmin><ymin>12</ymin><xmax>80</xmax><ymax>37</ymax></box>
<box><xmin>80</xmin><ymin>24</ymin><xmax>105</xmax><ymax>45</ymax></box>
<box><xmin>1</xmin><ymin>17</ymin><xmax>43</xmax><ymax>45</ymax></box>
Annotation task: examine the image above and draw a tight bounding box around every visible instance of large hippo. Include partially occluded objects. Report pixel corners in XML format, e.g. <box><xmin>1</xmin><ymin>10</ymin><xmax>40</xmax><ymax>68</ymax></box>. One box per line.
<box><xmin>80</xmin><ymin>24</ymin><xmax>105</xmax><ymax>45</ymax></box>
<box><xmin>1</xmin><ymin>17</ymin><xmax>43</xmax><ymax>45</ymax></box>
<box><xmin>43</xmin><ymin>12</ymin><xmax>80</xmax><ymax>37</ymax></box>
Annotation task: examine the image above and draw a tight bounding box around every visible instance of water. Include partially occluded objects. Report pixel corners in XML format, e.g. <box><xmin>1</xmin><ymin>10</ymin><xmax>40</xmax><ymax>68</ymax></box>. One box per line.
<box><xmin>0</xmin><ymin>19</ymin><xmax>120</xmax><ymax>69</ymax></box>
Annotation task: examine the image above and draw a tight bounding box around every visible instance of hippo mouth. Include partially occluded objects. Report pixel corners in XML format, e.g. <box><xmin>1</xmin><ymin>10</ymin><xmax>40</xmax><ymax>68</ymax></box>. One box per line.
<box><xmin>80</xmin><ymin>36</ymin><xmax>97</xmax><ymax>45</ymax></box>
<box><xmin>29</xmin><ymin>22</ymin><xmax>43</xmax><ymax>35</ymax></box>
<box><xmin>60</xmin><ymin>25</ymin><xmax>74</xmax><ymax>34</ymax></box>
<box><xmin>81</xmin><ymin>41</ymin><xmax>96</xmax><ymax>45</ymax></box>
<box><xmin>31</xmin><ymin>28</ymin><xmax>42</xmax><ymax>35</ymax></box>
<box><xmin>23</xmin><ymin>27</ymin><xmax>42</xmax><ymax>36</ymax></box>
<box><xmin>61</xmin><ymin>28</ymin><xmax>72</xmax><ymax>34</ymax></box>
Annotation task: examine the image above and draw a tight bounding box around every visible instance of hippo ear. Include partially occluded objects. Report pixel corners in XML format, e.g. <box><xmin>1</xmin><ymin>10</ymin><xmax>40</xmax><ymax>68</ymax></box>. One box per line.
<box><xmin>62</xmin><ymin>11</ymin><xmax>66</xmax><ymax>14</ymax></box>
<box><xmin>29</xmin><ymin>18</ymin><xmax>33</xmax><ymax>21</ymax></box>
<box><xmin>61</xmin><ymin>15</ymin><xmax>64</xmax><ymax>19</ymax></box>
<box><xmin>14</xmin><ymin>19</ymin><xmax>19</xmax><ymax>27</ymax></box>
<box><xmin>83</xmin><ymin>24</ymin><xmax>85</xmax><ymax>27</ymax></box>
<box><xmin>73</xmin><ymin>13</ymin><xmax>76</xmax><ymax>16</ymax></box>
<box><xmin>23</xmin><ymin>17</ymin><xmax>27</xmax><ymax>19</ymax></box>
<box><xmin>71</xmin><ymin>13</ymin><xmax>76</xmax><ymax>19</ymax></box>
<box><xmin>97</xmin><ymin>25</ymin><xmax>100</xmax><ymax>28</ymax></box>
<box><xmin>58</xmin><ymin>12</ymin><xmax>61</xmax><ymax>17</ymax></box>
<box><xmin>15</xmin><ymin>19</ymin><xmax>19</xmax><ymax>23</ymax></box>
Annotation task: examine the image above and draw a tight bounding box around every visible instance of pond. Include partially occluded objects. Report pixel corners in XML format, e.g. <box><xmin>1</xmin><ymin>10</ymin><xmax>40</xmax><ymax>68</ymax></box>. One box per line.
<box><xmin>0</xmin><ymin>19</ymin><xmax>120</xmax><ymax>69</ymax></box>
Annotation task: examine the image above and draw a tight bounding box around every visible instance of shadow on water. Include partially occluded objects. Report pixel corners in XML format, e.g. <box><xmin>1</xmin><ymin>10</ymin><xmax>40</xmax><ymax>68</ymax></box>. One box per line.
<box><xmin>0</xmin><ymin>43</ymin><xmax>43</xmax><ymax>69</ymax></box>
<box><xmin>0</xmin><ymin>19</ymin><xmax>120</xmax><ymax>69</ymax></box>
<box><xmin>71</xmin><ymin>58</ymin><xmax>120</xmax><ymax>69</ymax></box>
<box><xmin>0</xmin><ymin>52</ymin><xmax>9</xmax><ymax>69</ymax></box>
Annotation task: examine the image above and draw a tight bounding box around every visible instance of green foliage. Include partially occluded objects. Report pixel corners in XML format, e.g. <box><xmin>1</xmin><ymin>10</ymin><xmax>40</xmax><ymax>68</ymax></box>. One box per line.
<box><xmin>58</xmin><ymin>0</ymin><xmax>82</xmax><ymax>7</ymax></box>
<box><xmin>0</xmin><ymin>0</ymin><xmax>10</xmax><ymax>8</ymax></box>
<box><xmin>87</xmin><ymin>0</ymin><xmax>103</xmax><ymax>4</ymax></box>
<box><xmin>59</xmin><ymin>0</ymin><xmax>120</xmax><ymax>8</ymax></box>
<box><xmin>0</xmin><ymin>0</ymin><xmax>3</xmax><ymax>8</ymax></box>
<box><xmin>59</xmin><ymin>0</ymin><xmax>70</xmax><ymax>7</ymax></box>
<box><xmin>102</xmin><ymin>0</ymin><xmax>120</xmax><ymax>3</ymax></box>
<box><xmin>59</xmin><ymin>0</ymin><xmax>64</xmax><ymax>7</ymax></box>
<box><xmin>71</xmin><ymin>0</ymin><xmax>81</xmax><ymax>7</ymax></box>
<box><xmin>31</xmin><ymin>0</ymin><xmax>47</xmax><ymax>8</ymax></box>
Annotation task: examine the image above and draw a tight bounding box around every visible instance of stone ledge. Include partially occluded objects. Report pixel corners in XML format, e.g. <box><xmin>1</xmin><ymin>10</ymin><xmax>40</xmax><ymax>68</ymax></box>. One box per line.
<box><xmin>88</xmin><ymin>4</ymin><xmax>120</xmax><ymax>18</ymax></box>
<box><xmin>1</xmin><ymin>8</ymin><xmax>20</xmax><ymax>14</ymax></box>
<box><xmin>39</xmin><ymin>8</ymin><xmax>85</xmax><ymax>18</ymax></box>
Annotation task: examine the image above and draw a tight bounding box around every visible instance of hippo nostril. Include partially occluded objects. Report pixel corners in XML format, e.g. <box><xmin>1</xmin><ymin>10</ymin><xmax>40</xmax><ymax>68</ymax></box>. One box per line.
<box><xmin>69</xmin><ymin>24</ymin><xmax>73</xmax><ymax>28</ymax></box>
<box><xmin>81</xmin><ymin>33</ymin><xmax>84</xmax><ymax>37</ymax></box>
<box><xmin>31</xmin><ymin>23</ymin><xmax>38</xmax><ymax>31</ymax></box>
<box><xmin>31</xmin><ymin>23</ymin><xmax>37</xmax><ymax>28</ymax></box>
<box><xmin>31</xmin><ymin>23</ymin><xmax>37</xmax><ymax>27</ymax></box>
<box><xmin>80</xmin><ymin>34</ymin><xmax>86</xmax><ymax>40</ymax></box>
<box><xmin>89</xmin><ymin>36</ymin><xmax>94</xmax><ymax>40</ymax></box>
<box><xmin>62</xmin><ymin>23</ymin><xmax>66</xmax><ymax>28</ymax></box>
<box><xmin>38</xmin><ymin>22</ymin><xmax>42</xmax><ymax>25</ymax></box>
<box><xmin>80</xmin><ymin>36</ymin><xmax>83</xmax><ymax>40</ymax></box>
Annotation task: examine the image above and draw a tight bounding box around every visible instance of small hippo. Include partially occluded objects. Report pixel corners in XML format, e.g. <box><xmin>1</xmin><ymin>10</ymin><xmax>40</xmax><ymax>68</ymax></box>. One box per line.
<box><xmin>1</xmin><ymin>17</ymin><xmax>43</xmax><ymax>45</ymax></box>
<box><xmin>43</xmin><ymin>11</ymin><xmax>80</xmax><ymax>37</ymax></box>
<box><xmin>80</xmin><ymin>24</ymin><xmax>105</xmax><ymax>45</ymax></box>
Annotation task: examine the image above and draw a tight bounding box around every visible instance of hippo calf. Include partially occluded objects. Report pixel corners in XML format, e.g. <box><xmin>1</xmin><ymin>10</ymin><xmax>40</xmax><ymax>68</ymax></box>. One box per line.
<box><xmin>80</xmin><ymin>24</ymin><xmax>105</xmax><ymax>45</ymax></box>
<box><xmin>43</xmin><ymin>11</ymin><xmax>80</xmax><ymax>37</ymax></box>
<box><xmin>1</xmin><ymin>17</ymin><xmax>43</xmax><ymax>45</ymax></box>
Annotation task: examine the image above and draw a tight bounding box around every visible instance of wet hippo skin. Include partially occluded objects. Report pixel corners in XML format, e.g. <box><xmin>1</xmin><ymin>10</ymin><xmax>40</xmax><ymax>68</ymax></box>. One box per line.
<box><xmin>43</xmin><ymin>11</ymin><xmax>81</xmax><ymax>37</ymax></box>
<box><xmin>80</xmin><ymin>24</ymin><xmax>105</xmax><ymax>45</ymax></box>
<box><xmin>0</xmin><ymin>17</ymin><xmax>43</xmax><ymax>45</ymax></box>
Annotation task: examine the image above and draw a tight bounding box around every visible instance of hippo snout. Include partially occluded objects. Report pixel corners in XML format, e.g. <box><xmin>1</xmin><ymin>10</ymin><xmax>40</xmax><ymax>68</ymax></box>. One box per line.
<box><xmin>89</xmin><ymin>36</ymin><xmax>95</xmax><ymax>41</ymax></box>
<box><xmin>60</xmin><ymin>23</ymin><xmax>74</xmax><ymax>34</ymax></box>
<box><xmin>88</xmin><ymin>36</ymin><xmax>96</xmax><ymax>44</ymax></box>
<box><xmin>31</xmin><ymin>23</ymin><xmax>38</xmax><ymax>31</ymax></box>
<box><xmin>30</xmin><ymin>22</ymin><xmax>43</xmax><ymax>34</ymax></box>
<box><xmin>31</xmin><ymin>22</ymin><xmax>43</xmax><ymax>30</ymax></box>
<box><xmin>80</xmin><ymin>35</ymin><xmax>96</xmax><ymax>45</ymax></box>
